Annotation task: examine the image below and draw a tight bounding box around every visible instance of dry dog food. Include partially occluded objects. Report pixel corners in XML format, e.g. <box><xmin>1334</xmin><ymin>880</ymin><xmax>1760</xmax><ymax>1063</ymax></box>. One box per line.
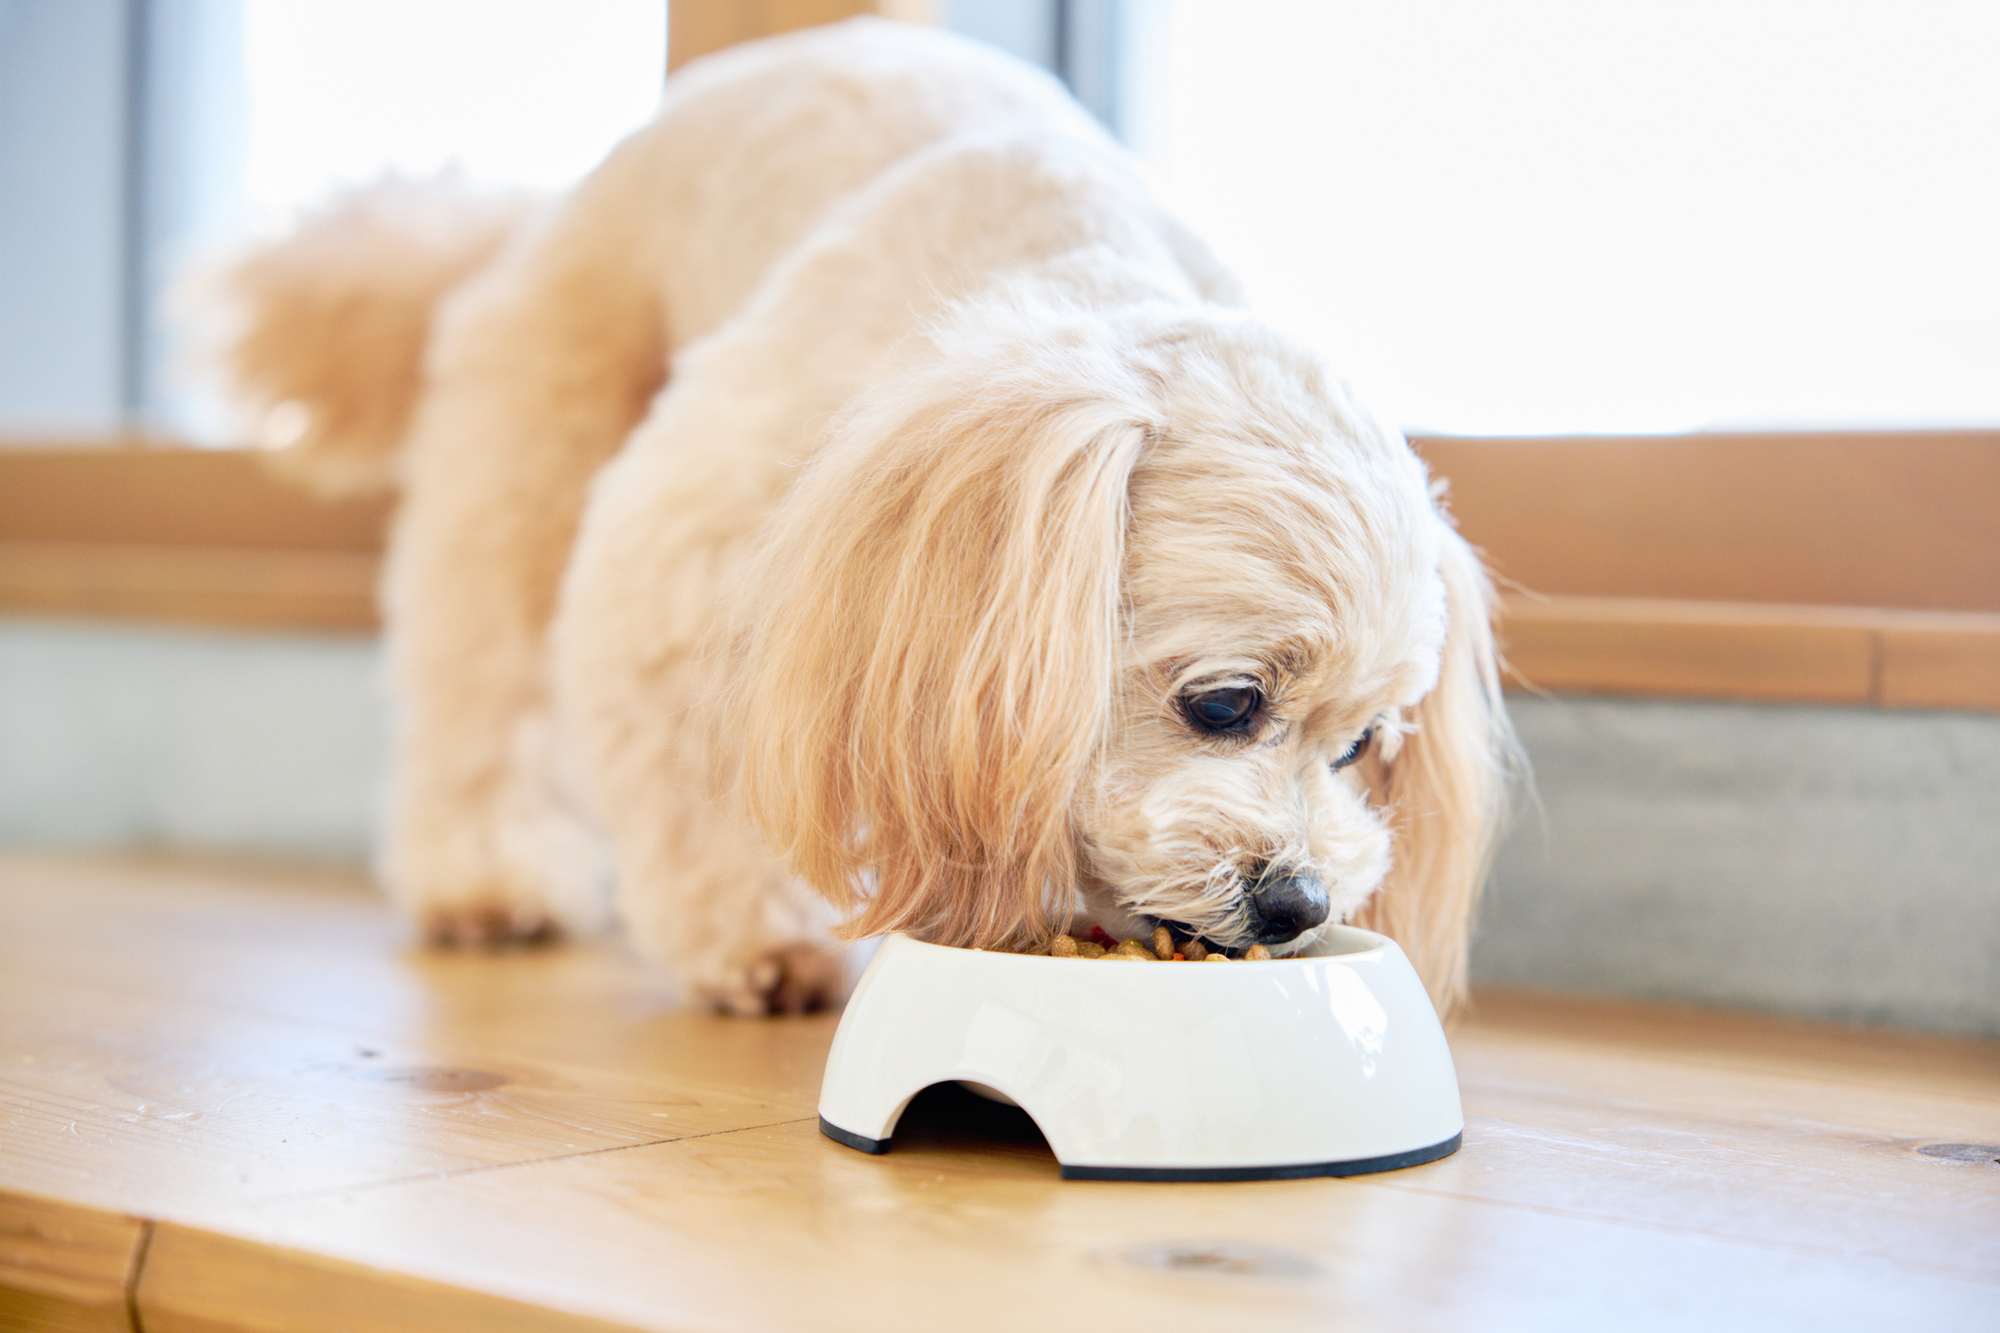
<box><xmin>1033</xmin><ymin>925</ymin><xmax>1274</xmax><ymax>962</ymax></box>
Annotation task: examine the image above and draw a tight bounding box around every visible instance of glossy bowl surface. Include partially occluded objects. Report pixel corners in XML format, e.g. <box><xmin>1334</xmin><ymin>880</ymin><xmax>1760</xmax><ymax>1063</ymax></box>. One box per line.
<box><xmin>817</xmin><ymin>927</ymin><xmax>1462</xmax><ymax>1180</ymax></box>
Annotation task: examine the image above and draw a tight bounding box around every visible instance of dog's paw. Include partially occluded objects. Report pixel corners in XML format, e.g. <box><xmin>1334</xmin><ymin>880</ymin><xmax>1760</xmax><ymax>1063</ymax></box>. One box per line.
<box><xmin>694</xmin><ymin>942</ymin><xmax>842</xmax><ymax>1018</ymax></box>
<box><xmin>420</xmin><ymin>898</ymin><xmax>563</xmax><ymax>950</ymax></box>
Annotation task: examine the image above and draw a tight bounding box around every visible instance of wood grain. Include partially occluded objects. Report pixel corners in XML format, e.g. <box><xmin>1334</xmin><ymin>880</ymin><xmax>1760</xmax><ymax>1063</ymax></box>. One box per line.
<box><xmin>169</xmin><ymin>1109</ymin><xmax>2000</xmax><ymax>1333</ymax></box>
<box><xmin>0</xmin><ymin>857</ymin><xmax>826</xmax><ymax>1222</ymax></box>
<box><xmin>0</xmin><ymin>540</ymin><xmax>379</xmax><ymax>632</ymax></box>
<box><xmin>0</xmin><ymin>445</ymin><xmax>386</xmax><ymax>632</ymax></box>
<box><xmin>1500</xmin><ymin>595</ymin><xmax>2000</xmax><ymax>709</ymax></box>
<box><xmin>1880</xmin><ymin>615</ymin><xmax>2000</xmax><ymax>711</ymax></box>
<box><xmin>1499</xmin><ymin>594</ymin><xmax>1878</xmax><ymax>703</ymax></box>
<box><xmin>136</xmin><ymin>1225</ymin><xmax>629</xmax><ymax>1333</ymax></box>
<box><xmin>1417</xmin><ymin>431</ymin><xmax>2000</xmax><ymax>614</ymax></box>
<box><xmin>1</xmin><ymin>853</ymin><xmax>1996</xmax><ymax>1332</ymax></box>
<box><xmin>0</xmin><ymin>445</ymin><xmax>386</xmax><ymax>552</ymax></box>
<box><xmin>0</xmin><ymin>1191</ymin><xmax>145</xmax><ymax>1333</ymax></box>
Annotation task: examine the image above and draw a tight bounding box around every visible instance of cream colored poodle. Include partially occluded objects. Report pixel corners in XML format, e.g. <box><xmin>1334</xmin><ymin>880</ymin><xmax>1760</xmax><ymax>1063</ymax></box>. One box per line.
<box><xmin>212</xmin><ymin>18</ymin><xmax>1512</xmax><ymax>1016</ymax></box>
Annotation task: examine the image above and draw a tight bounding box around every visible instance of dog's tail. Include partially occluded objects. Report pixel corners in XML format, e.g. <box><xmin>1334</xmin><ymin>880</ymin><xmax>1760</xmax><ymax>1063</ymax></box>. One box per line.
<box><xmin>199</xmin><ymin>177</ymin><xmax>538</xmax><ymax>497</ymax></box>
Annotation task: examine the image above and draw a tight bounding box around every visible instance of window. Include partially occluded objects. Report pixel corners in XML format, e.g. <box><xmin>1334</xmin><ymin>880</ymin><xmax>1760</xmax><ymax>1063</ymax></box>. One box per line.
<box><xmin>1125</xmin><ymin>1</ymin><xmax>2000</xmax><ymax>436</ymax></box>
<box><xmin>0</xmin><ymin>0</ymin><xmax>665</xmax><ymax>438</ymax></box>
<box><xmin>237</xmin><ymin>0</ymin><xmax>664</xmax><ymax>226</ymax></box>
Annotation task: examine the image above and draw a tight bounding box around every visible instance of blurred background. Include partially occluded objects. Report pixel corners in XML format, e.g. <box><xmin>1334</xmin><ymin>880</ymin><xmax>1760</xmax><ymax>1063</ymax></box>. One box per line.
<box><xmin>2</xmin><ymin>0</ymin><xmax>1995</xmax><ymax>1034</ymax></box>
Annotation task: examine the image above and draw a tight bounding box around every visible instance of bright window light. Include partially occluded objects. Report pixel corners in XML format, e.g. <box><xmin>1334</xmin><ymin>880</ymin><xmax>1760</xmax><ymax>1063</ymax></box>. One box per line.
<box><xmin>240</xmin><ymin>0</ymin><xmax>665</xmax><ymax>223</ymax></box>
<box><xmin>1135</xmin><ymin>1</ymin><xmax>2000</xmax><ymax>435</ymax></box>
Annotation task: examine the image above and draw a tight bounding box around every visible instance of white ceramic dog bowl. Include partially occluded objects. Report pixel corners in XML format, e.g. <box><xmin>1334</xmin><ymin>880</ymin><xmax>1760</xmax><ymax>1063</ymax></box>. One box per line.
<box><xmin>818</xmin><ymin>927</ymin><xmax>1463</xmax><ymax>1180</ymax></box>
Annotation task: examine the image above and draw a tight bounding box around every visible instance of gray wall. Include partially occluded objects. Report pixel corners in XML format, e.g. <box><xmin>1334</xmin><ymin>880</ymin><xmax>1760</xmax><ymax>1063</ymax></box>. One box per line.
<box><xmin>3</xmin><ymin>616</ymin><xmax>1994</xmax><ymax>1037</ymax></box>
<box><xmin>1477</xmin><ymin>697</ymin><xmax>2000</xmax><ymax>1037</ymax></box>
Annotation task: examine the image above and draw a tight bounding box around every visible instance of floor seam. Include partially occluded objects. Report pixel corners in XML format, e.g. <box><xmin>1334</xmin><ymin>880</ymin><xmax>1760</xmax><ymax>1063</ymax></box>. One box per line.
<box><xmin>123</xmin><ymin>1216</ymin><xmax>155</xmax><ymax>1333</ymax></box>
<box><xmin>236</xmin><ymin>1114</ymin><xmax>822</xmax><ymax>1208</ymax></box>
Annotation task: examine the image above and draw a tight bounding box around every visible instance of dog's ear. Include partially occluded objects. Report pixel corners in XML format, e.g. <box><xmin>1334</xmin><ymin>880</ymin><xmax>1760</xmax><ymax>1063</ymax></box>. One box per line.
<box><xmin>724</xmin><ymin>370</ymin><xmax>1151</xmax><ymax>949</ymax></box>
<box><xmin>1352</xmin><ymin>525</ymin><xmax>1514</xmax><ymax>1017</ymax></box>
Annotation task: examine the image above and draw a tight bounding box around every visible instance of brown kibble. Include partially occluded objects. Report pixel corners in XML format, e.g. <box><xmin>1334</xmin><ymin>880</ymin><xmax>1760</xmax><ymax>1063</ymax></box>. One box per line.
<box><xmin>1012</xmin><ymin>930</ymin><xmax>1296</xmax><ymax>962</ymax></box>
<box><xmin>1099</xmin><ymin>949</ymin><xmax>1136</xmax><ymax>960</ymax></box>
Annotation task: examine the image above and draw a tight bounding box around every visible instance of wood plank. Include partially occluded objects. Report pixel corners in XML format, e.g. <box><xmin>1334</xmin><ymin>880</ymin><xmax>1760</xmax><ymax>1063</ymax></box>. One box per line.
<box><xmin>1417</xmin><ymin>431</ymin><xmax>2000</xmax><ymax>614</ymax></box>
<box><xmin>0</xmin><ymin>854</ymin><xmax>839</xmax><ymax>1108</ymax></box>
<box><xmin>0</xmin><ymin>446</ymin><xmax>386</xmax><ymax>552</ymax></box>
<box><xmin>171</xmin><ymin>1105</ymin><xmax>2000</xmax><ymax>1333</ymax></box>
<box><xmin>1438</xmin><ymin>1026</ymin><xmax>2000</xmax><ymax>1283</ymax></box>
<box><xmin>3</xmin><ymin>854</ymin><xmax>1997</xmax><ymax>1332</ymax></box>
<box><xmin>0</xmin><ymin>540</ymin><xmax>379</xmax><ymax>632</ymax></box>
<box><xmin>0</xmin><ymin>1191</ymin><xmax>144</xmax><ymax>1333</ymax></box>
<box><xmin>137</xmin><ymin>1224</ymin><xmax>627</xmax><ymax>1333</ymax></box>
<box><xmin>1466</xmin><ymin>988</ymin><xmax>2000</xmax><ymax>1104</ymax></box>
<box><xmin>0</xmin><ymin>858</ymin><xmax>826</xmax><ymax>1221</ymax></box>
<box><xmin>1880</xmin><ymin>614</ymin><xmax>2000</xmax><ymax>711</ymax></box>
<box><xmin>1499</xmin><ymin>595</ymin><xmax>2000</xmax><ymax>709</ymax></box>
<box><xmin>0</xmin><ymin>970</ymin><xmax>813</xmax><ymax>1218</ymax></box>
<box><xmin>1499</xmin><ymin>594</ymin><xmax>1877</xmax><ymax>703</ymax></box>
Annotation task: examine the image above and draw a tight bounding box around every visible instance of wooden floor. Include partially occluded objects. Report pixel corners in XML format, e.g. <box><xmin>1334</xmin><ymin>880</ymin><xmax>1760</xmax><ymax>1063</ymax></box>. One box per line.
<box><xmin>1</xmin><ymin>854</ymin><xmax>1995</xmax><ymax>1332</ymax></box>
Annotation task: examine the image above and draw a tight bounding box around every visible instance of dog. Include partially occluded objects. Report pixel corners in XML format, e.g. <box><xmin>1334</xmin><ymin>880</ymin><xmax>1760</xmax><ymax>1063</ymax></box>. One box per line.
<box><xmin>208</xmin><ymin>18</ymin><xmax>1512</xmax><ymax>1016</ymax></box>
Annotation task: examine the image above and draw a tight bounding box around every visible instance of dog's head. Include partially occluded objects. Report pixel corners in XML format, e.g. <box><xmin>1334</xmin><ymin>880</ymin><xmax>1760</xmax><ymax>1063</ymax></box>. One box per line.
<box><xmin>726</xmin><ymin>292</ymin><xmax>1510</xmax><ymax>1010</ymax></box>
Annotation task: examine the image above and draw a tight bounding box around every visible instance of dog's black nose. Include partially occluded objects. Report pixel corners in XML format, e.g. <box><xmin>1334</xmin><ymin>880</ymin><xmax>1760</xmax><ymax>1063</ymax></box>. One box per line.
<box><xmin>1247</xmin><ymin>873</ymin><xmax>1330</xmax><ymax>943</ymax></box>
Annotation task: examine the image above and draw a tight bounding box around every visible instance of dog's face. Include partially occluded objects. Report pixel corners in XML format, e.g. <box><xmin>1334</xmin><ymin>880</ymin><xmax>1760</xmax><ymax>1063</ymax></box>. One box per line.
<box><xmin>730</xmin><ymin>296</ymin><xmax>1502</xmax><ymax>1003</ymax></box>
<box><xmin>1073</xmin><ymin>336</ymin><xmax>1449</xmax><ymax>955</ymax></box>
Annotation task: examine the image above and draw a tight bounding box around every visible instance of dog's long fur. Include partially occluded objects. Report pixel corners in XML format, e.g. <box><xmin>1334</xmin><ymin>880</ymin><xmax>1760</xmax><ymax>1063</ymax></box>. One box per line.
<box><xmin>209</xmin><ymin>19</ymin><xmax>1512</xmax><ymax>1016</ymax></box>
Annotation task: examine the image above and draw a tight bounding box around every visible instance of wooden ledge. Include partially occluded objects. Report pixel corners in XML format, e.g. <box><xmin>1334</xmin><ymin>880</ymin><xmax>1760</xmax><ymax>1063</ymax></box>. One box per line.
<box><xmin>0</xmin><ymin>443</ymin><xmax>385</xmax><ymax>633</ymax></box>
<box><xmin>0</xmin><ymin>540</ymin><xmax>379</xmax><ymax>633</ymax></box>
<box><xmin>4</xmin><ymin>437</ymin><xmax>1997</xmax><ymax>709</ymax></box>
<box><xmin>1502</xmin><ymin>594</ymin><xmax>2000</xmax><ymax>711</ymax></box>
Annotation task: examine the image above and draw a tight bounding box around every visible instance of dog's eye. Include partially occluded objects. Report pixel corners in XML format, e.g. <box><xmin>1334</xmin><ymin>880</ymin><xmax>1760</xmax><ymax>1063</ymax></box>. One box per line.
<box><xmin>1331</xmin><ymin>726</ymin><xmax>1376</xmax><ymax>770</ymax></box>
<box><xmin>1185</xmin><ymin>686</ymin><xmax>1260</xmax><ymax>733</ymax></box>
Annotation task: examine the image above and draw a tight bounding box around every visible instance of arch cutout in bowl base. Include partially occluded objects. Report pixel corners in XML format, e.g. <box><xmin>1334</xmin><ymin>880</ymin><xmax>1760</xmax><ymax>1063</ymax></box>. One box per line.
<box><xmin>818</xmin><ymin>1115</ymin><xmax>1462</xmax><ymax>1181</ymax></box>
<box><xmin>817</xmin><ymin>930</ymin><xmax>1466</xmax><ymax>1182</ymax></box>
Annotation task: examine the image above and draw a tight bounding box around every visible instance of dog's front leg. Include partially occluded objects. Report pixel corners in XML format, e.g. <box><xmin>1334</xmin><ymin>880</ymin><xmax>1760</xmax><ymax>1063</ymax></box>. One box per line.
<box><xmin>600</xmin><ymin>787</ymin><xmax>843</xmax><ymax>1017</ymax></box>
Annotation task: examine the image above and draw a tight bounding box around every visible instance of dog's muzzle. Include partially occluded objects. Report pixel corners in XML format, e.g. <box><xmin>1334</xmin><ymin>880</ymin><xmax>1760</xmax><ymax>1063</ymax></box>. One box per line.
<box><xmin>1246</xmin><ymin>870</ymin><xmax>1331</xmax><ymax>944</ymax></box>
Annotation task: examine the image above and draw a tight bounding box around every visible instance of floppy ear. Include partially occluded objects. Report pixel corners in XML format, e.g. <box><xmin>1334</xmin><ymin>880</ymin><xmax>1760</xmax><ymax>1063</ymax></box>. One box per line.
<box><xmin>724</xmin><ymin>374</ymin><xmax>1152</xmax><ymax>949</ymax></box>
<box><xmin>1353</xmin><ymin>524</ymin><xmax>1515</xmax><ymax>1017</ymax></box>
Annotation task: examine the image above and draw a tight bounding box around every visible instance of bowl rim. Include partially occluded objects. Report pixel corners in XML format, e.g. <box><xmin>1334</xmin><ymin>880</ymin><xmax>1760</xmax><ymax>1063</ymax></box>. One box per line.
<box><xmin>889</xmin><ymin>921</ymin><xmax>1394</xmax><ymax>968</ymax></box>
